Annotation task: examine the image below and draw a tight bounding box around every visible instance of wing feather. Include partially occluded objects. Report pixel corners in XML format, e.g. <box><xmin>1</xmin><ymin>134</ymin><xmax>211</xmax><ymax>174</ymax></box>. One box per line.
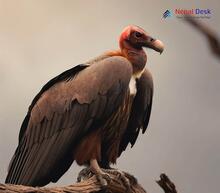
<box><xmin>6</xmin><ymin>56</ymin><xmax>132</xmax><ymax>186</ymax></box>
<box><xmin>119</xmin><ymin>68</ymin><xmax>153</xmax><ymax>156</ymax></box>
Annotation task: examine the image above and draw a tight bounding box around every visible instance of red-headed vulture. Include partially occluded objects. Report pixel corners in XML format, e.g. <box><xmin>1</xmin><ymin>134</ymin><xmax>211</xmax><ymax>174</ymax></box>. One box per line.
<box><xmin>5</xmin><ymin>25</ymin><xmax>164</xmax><ymax>187</ymax></box>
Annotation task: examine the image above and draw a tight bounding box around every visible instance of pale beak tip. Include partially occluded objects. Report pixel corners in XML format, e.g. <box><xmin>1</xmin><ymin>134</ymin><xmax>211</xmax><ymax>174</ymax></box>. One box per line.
<box><xmin>154</xmin><ymin>39</ymin><xmax>164</xmax><ymax>54</ymax></box>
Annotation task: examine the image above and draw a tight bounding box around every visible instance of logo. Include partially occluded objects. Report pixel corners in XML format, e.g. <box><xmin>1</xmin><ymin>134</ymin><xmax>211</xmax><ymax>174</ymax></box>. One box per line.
<box><xmin>163</xmin><ymin>10</ymin><xmax>172</xmax><ymax>18</ymax></box>
<box><xmin>175</xmin><ymin>8</ymin><xmax>211</xmax><ymax>15</ymax></box>
<box><xmin>163</xmin><ymin>8</ymin><xmax>212</xmax><ymax>19</ymax></box>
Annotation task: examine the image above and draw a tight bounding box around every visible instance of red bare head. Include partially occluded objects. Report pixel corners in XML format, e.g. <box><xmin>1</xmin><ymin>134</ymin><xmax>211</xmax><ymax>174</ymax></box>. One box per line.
<box><xmin>119</xmin><ymin>25</ymin><xmax>164</xmax><ymax>54</ymax></box>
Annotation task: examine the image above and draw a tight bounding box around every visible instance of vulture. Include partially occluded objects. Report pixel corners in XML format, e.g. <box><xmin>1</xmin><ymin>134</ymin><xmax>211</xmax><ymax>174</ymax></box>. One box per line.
<box><xmin>5</xmin><ymin>25</ymin><xmax>164</xmax><ymax>187</ymax></box>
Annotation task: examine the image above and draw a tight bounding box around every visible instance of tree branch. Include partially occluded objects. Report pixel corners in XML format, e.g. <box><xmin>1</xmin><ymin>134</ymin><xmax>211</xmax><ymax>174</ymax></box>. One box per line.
<box><xmin>0</xmin><ymin>172</ymin><xmax>179</xmax><ymax>193</ymax></box>
<box><xmin>184</xmin><ymin>16</ymin><xmax>220</xmax><ymax>59</ymax></box>
<box><xmin>0</xmin><ymin>171</ymin><xmax>146</xmax><ymax>193</ymax></box>
<box><xmin>156</xmin><ymin>173</ymin><xmax>177</xmax><ymax>193</ymax></box>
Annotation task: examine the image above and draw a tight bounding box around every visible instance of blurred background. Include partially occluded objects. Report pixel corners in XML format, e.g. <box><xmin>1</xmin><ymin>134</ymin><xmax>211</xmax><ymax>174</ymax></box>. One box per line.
<box><xmin>0</xmin><ymin>0</ymin><xmax>220</xmax><ymax>193</ymax></box>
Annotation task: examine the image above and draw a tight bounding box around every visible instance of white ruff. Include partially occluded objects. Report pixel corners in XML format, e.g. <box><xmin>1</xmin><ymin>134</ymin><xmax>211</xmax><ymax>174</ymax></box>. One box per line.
<box><xmin>133</xmin><ymin>69</ymin><xmax>145</xmax><ymax>79</ymax></box>
<box><xmin>129</xmin><ymin>76</ymin><xmax>137</xmax><ymax>96</ymax></box>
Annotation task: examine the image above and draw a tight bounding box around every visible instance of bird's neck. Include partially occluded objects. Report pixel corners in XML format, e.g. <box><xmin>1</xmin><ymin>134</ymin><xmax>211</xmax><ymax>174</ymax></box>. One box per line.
<box><xmin>106</xmin><ymin>48</ymin><xmax>147</xmax><ymax>76</ymax></box>
<box><xmin>122</xmin><ymin>47</ymin><xmax>147</xmax><ymax>75</ymax></box>
<box><xmin>119</xmin><ymin>40</ymin><xmax>147</xmax><ymax>74</ymax></box>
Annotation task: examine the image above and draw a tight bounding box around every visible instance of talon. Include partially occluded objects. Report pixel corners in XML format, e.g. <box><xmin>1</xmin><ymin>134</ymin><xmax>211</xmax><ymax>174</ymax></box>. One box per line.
<box><xmin>89</xmin><ymin>159</ymin><xmax>112</xmax><ymax>188</ymax></box>
<box><xmin>77</xmin><ymin>167</ymin><xmax>92</xmax><ymax>182</ymax></box>
<box><xmin>96</xmin><ymin>172</ymin><xmax>111</xmax><ymax>187</ymax></box>
<box><xmin>102</xmin><ymin>172</ymin><xmax>111</xmax><ymax>183</ymax></box>
<box><xmin>102</xmin><ymin>168</ymin><xmax>132</xmax><ymax>191</ymax></box>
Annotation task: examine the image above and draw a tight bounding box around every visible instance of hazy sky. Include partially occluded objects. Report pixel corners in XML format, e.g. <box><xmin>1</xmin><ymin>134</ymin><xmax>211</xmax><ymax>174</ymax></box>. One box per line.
<box><xmin>0</xmin><ymin>1</ymin><xmax>220</xmax><ymax>193</ymax></box>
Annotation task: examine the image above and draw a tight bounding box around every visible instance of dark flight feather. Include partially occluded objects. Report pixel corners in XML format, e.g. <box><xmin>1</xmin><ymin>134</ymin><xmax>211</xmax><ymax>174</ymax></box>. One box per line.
<box><xmin>118</xmin><ymin>69</ymin><xmax>153</xmax><ymax>156</ymax></box>
<box><xmin>6</xmin><ymin>56</ymin><xmax>133</xmax><ymax>186</ymax></box>
<box><xmin>18</xmin><ymin>64</ymin><xmax>88</xmax><ymax>142</ymax></box>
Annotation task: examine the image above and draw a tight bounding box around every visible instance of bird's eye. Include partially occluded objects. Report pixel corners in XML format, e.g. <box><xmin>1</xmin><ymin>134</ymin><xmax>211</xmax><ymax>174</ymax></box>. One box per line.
<box><xmin>135</xmin><ymin>31</ymin><xmax>142</xmax><ymax>38</ymax></box>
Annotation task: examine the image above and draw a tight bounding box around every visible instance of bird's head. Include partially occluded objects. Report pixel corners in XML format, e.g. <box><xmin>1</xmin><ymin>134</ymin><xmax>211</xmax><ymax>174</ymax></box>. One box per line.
<box><xmin>119</xmin><ymin>25</ymin><xmax>164</xmax><ymax>54</ymax></box>
<box><xmin>119</xmin><ymin>25</ymin><xmax>164</xmax><ymax>74</ymax></box>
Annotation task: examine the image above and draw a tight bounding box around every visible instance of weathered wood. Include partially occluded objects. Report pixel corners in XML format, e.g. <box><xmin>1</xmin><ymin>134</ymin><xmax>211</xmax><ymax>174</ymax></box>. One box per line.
<box><xmin>0</xmin><ymin>171</ymin><xmax>146</xmax><ymax>193</ymax></box>
<box><xmin>156</xmin><ymin>173</ymin><xmax>177</xmax><ymax>193</ymax></box>
<box><xmin>1</xmin><ymin>173</ymin><xmax>179</xmax><ymax>193</ymax></box>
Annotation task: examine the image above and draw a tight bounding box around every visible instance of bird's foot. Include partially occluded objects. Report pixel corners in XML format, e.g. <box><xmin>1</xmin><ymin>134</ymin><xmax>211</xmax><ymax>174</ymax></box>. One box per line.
<box><xmin>102</xmin><ymin>168</ymin><xmax>137</xmax><ymax>192</ymax></box>
<box><xmin>95</xmin><ymin>170</ymin><xmax>112</xmax><ymax>187</ymax></box>
<box><xmin>77</xmin><ymin>166</ymin><xmax>111</xmax><ymax>187</ymax></box>
<box><xmin>89</xmin><ymin>159</ymin><xmax>112</xmax><ymax>187</ymax></box>
<box><xmin>77</xmin><ymin>167</ymin><xmax>93</xmax><ymax>182</ymax></box>
<box><xmin>77</xmin><ymin>166</ymin><xmax>137</xmax><ymax>192</ymax></box>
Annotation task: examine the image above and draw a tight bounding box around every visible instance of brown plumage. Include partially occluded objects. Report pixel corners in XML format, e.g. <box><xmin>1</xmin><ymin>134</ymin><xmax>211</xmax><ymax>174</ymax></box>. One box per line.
<box><xmin>5</xmin><ymin>25</ymin><xmax>164</xmax><ymax>186</ymax></box>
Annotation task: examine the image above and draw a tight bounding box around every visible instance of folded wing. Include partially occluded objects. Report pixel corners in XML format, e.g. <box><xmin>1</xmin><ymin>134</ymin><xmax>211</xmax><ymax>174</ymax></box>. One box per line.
<box><xmin>6</xmin><ymin>56</ymin><xmax>132</xmax><ymax>186</ymax></box>
<box><xmin>119</xmin><ymin>69</ymin><xmax>153</xmax><ymax>156</ymax></box>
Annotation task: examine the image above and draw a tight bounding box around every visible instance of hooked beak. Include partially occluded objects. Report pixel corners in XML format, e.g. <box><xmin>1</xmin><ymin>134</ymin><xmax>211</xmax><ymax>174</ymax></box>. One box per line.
<box><xmin>143</xmin><ymin>36</ymin><xmax>164</xmax><ymax>54</ymax></box>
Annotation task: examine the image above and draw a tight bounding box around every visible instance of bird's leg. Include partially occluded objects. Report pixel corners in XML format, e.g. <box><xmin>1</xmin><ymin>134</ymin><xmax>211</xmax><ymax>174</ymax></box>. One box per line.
<box><xmin>89</xmin><ymin>159</ymin><xmax>111</xmax><ymax>187</ymax></box>
<box><xmin>77</xmin><ymin>159</ymin><xmax>111</xmax><ymax>186</ymax></box>
<box><xmin>77</xmin><ymin>162</ymin><xmax>135</xmax><ymax>192</ymax></box>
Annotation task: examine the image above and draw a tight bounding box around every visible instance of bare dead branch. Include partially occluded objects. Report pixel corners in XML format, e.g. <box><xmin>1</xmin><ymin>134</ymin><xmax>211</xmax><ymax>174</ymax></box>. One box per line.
<box><xmin>0</xmin><ymin>172</ymin><xmax>180</xmax><ymax>193</ymax></box>
<box><xmin>0</xmin><ymin>171</ymin><xmax>146</xmax><ymax>193</ymax></box>
<box><xmin>184</xmin><ymin>16</ymin><xmax>220</xmax><ymax>58</ymax></box>
<box><xmin>156</xmin><ymin>173</ymin><xmax>177</xmax><ymax>193</ymax></box>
